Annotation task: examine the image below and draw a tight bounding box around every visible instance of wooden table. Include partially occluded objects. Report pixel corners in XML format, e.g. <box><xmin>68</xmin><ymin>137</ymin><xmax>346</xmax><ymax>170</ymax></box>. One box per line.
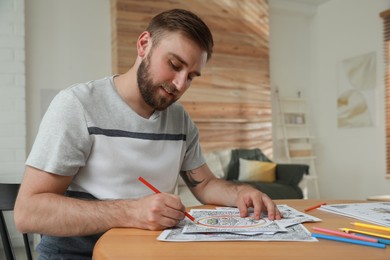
<box><xmin>93</xmin><ymin>200</ymin><xmax>390</xmax><ymax>259</ymax></box>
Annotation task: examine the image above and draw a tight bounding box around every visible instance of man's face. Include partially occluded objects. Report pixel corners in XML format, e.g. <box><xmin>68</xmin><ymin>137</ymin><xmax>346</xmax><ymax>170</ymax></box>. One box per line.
<box><xmin>137</xmin><ymin>32</ymin><xmax>208</xmax><ymax>111</ymax></box>
<box><xmin>137</xmin><ymin>50</ymin><xmax>176</xmax><ymax>111</ymax></box>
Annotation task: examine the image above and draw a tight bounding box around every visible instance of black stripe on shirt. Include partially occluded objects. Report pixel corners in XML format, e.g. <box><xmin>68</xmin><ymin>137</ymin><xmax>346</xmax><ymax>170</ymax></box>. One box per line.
<box><xmin>88</xmin><ymin>127</ymin><xmax>186</xmax><ymax>141</ymax></box>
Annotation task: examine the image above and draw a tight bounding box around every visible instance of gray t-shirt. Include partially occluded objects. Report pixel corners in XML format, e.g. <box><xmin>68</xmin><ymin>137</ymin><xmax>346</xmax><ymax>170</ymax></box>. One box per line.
<box><xmin>27</xmin><ymin>76</ymin><xmax>205</xmax><ymax>258</ymax></box>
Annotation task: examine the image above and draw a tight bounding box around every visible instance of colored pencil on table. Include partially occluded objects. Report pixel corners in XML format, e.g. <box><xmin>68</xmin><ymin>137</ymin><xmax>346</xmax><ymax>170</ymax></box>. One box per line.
<box><xmin>304</xmin><ymin>202</ymin><xmax>326</xmax><ymax>212</ymax></box>
<box><xmin>355</xmin><ymin>234</ymin><xmax>390</xmax><ymax>245</ymax></box>
<box><xmin>138</xmin><ymin>176</ymin><xmax>196</xmax><ymax>222</ymax></box>
<box><xmin>311</xmin><ymin>233</ymin><xmax>386</xmax><ymax>249</ymax></box>
<box><xmin>341</xmin><ymin>228</ymin><xmax>390</xmax><ymax>240</ymax></box>
<box><xmin>352</xmin><ymin>222</ymin><xmax>390</xmax><ymax>233</ymax></box>
<box><xmin>312</xmin><ymin>227</ymin><xmax>378</xmax><ymax>243</ymax></box>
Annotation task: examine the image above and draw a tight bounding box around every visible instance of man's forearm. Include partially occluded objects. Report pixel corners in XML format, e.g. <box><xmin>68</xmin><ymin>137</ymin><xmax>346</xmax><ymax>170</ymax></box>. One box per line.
<box><xmin>194</xmin><ymin>178</ymin><xmax>243</xmax><ymax>206</ymax></box>
<box><xmin>15</xmin><ymin>193</ymin><xmax>133</xmax><ymax>236</ymax></box>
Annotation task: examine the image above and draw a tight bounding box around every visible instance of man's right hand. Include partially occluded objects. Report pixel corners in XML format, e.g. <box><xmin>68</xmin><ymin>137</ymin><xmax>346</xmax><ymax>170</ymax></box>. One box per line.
<box><xmin>129</xmin><ymin>193</ymin><xmax>186</xmax><ymax>230</ymax></box>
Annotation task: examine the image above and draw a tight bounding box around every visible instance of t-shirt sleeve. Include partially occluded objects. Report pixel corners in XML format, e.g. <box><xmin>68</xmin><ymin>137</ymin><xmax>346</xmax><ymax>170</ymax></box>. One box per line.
<box><xmin>26</xmin><ymin>89</ymin><xmax>92</xmax><ymax>176</ymax></box>
<box><xmin>180</xmin><ymin>112</ymin><xmax>206</xmax><ymax>171</ymax></box>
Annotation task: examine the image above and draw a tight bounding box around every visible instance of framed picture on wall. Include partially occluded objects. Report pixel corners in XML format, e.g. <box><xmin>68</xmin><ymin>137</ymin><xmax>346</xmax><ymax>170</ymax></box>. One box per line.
<box><xmin>337</xmin><ymin>51</ymin><xmax>376</xmax><ymax>128</ymax></box>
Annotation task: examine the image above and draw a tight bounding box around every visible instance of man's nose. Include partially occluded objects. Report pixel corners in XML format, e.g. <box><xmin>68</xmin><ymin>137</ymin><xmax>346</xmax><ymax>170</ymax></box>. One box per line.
<box><xmin>172</xmin><ymin>72</ymin><xmax>188</xmax><ymax>92</ymax></box>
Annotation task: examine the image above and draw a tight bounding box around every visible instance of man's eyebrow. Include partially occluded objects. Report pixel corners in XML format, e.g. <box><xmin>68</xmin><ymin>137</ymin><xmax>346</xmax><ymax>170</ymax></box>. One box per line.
<box><xmin>169</xmin><ymin>53</ymin><xmax>201</xmax><ymax>77</ymax></box>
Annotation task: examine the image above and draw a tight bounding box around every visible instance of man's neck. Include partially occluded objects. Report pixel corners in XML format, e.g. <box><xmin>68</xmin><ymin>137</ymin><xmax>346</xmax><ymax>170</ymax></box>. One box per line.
<box><xmin>113</xmin><ymin>69</ymin><xmax>154</xmax><ymax>119</ymax></box>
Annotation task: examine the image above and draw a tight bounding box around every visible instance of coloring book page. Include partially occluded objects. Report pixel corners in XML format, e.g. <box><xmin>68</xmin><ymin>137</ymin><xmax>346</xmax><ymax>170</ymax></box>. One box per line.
<box><xmin>158</xmin><ymin>221</ymin><xmax>316</xmax><ymax>242</ymax></box>
<box><xmin>276</xmin><ymin>204</ymin><xmax>322</xmax><ymax>227</ymax></box>
<box><xmin>319</xmin><ymin>202</ymin><xmax>390</xmax><ymax>227</ymax></box>
<box><xmin>182</xmin><ymin>209</ymin><xmax>286</xmax><ymax>234</ymax></box>
<box><xmin>157</xmin><ymin>205</ymin><xmax>321</xmax><ymax>242</ymax></box>
<box><xmin>215</xmin><ymin>205</ymin><xmax>321</xmax><ymax>228</ymax></box>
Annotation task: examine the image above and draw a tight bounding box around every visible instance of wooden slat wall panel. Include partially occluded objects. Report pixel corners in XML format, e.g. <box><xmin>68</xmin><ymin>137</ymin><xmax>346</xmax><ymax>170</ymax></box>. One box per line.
<box><xmin>111</xmin><ymin>0</ymin><xmax>272</xmax><ymax>157</ymax></box>
<box><xmin>380</xmin><ymin>9</ymin><xmax>390</xmax><ymax>177</ymax></box>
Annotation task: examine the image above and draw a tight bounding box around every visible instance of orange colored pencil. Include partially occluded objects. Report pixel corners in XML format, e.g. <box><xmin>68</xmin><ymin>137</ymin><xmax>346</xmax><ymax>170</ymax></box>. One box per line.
<box><xmin>305</xmin><ymin>202</ymin><xmax>327</xmax><ymax>212</ymax></box>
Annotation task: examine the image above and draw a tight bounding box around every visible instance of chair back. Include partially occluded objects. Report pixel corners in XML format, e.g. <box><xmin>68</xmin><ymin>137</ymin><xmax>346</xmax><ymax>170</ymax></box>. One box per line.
<box><xmin>0</xmin><ymin>183</ymin><xmax>33</xmax><ymax>260</ymax></box>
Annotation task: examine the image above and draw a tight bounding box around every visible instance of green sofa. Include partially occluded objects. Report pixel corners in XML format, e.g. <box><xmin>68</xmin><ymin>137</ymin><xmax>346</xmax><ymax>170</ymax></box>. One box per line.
<box><xmin>177</xmin><ymin>148</ymin><xmax>308</xmax><ymax>206</ymax></box>
<box><xmin>226</xmin><ymin>148</ymin><xmax>308</xmax><ymax>199</ymax></box>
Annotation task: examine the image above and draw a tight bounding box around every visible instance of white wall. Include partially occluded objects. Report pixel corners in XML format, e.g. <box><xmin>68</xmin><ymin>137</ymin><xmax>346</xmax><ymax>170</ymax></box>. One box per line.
<box><xmin>26</xmin><ymin>0</ymin><xmax>112</xmax><ymax>150</ymax></box>
<box><xmin>0</xmin><ymin>0</ymin><xmax>26</xmax><ymax>183</ymax></box>
<box><xmin>270</xmin><ymin>0</ymin><xmax>390</xmax><ymax>199</ymax></box>
<box><xmin>0</xmin><ymin>0</ymin><xmax>26</xmax><ymax>250</ymax></box>
<box><xmin>269</xmin><ymin>3</ymin><xmax>313</xmax><ymax>161</ymax></box>
<box><xmin>0</xmin><ymin>0</ymin><xmax>111</xmax><ymax>248</ymax></box>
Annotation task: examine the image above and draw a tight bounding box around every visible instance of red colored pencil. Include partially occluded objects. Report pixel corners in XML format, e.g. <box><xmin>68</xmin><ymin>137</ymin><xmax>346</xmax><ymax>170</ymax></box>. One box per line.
<box><xmin>138</xmin><ymin>176</ymin><xmax>196</xmax><ymax>222</ymax></box>
<box><xmin>304</xmin><ymin>202</ymin><xmax>327</xmax><ymax>212</ymax></box>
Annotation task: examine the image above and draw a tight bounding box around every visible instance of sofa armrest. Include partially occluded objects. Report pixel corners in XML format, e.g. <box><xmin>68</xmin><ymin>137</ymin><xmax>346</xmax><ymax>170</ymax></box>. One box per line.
<box><xmin>275</xmin><ymin>164</ymin><xmax>309</xmax><ymax>186</ymax></box>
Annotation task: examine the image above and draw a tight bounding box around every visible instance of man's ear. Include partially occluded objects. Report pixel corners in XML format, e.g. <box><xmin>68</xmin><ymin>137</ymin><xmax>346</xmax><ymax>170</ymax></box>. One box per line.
<box><xmin>137</xmin><ymin>31</ymin><xmax>151</xmax><ymax>57</ymax></box>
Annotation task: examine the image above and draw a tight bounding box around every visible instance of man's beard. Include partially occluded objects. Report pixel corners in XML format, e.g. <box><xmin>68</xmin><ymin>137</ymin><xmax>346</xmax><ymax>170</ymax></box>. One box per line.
<box><xmin>137</xmin><ymin>53</ymin><xmax>178</xmax><ymax>111</ymax></box>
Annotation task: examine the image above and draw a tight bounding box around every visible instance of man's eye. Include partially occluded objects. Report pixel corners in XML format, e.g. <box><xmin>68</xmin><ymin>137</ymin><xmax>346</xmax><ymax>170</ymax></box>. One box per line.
<box><xmin>170</xmin><ymin>61</ymin><xmax>180</xmax><ymax>71</ymax></box>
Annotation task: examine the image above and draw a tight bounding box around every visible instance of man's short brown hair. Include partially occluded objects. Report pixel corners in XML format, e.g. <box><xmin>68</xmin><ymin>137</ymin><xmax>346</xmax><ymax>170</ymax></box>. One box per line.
<box><xmin>146</xmin><ymin>9</ymin><xmax>214</xmax><ymax>61</ymax></box>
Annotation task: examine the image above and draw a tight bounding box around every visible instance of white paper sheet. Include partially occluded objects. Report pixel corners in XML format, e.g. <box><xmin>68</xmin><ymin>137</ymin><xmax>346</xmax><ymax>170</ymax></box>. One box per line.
<box><xmin>319</xmin><ymin>202</ymin><xmax>390</xmax><ymax>227</ymax></box>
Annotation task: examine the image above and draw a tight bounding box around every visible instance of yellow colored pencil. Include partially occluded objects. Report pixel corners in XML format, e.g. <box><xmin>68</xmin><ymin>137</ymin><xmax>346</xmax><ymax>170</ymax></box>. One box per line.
<box><xmin>342</xmin><ymin>228</ymin><xmax>390</xmax><ymax>240</ymax></box>
<box><xmin>352</xmin><ymin>222</ymin><xmax>390</xmax><ymax>233</ymax></box>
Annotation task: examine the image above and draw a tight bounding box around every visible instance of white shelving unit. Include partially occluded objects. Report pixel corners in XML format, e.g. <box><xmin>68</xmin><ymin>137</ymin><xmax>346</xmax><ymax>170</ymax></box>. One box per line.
<box><xmin>275</xmin><ymin>91</ymin><xmax>320</xmax><ymax>199</ymax></box>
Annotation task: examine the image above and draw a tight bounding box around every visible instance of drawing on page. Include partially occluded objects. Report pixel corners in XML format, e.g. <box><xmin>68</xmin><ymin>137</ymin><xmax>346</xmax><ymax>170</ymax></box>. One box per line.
<box><xmin>183</xmin><ymin>209</ymin><xmax>286</xmax><ymax>234</ymax></box>
<box><xmin>196</xmin><ymin>214</ymin><xmax>267</xmax><ymax>229</ymax></box>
